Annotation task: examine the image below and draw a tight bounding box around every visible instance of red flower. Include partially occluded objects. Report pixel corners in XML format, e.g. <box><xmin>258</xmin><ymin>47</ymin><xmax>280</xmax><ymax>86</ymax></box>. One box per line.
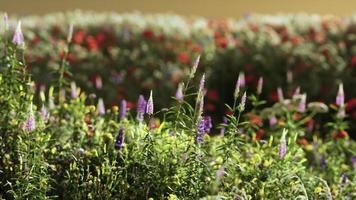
<box><xmin>177</xmin><ymin>52</ymin><xmax>190</xmax><ymax>64</ymax></box>
<box><xmin>332</xmin><ymin>130</ymin><xmax>348</xmax><ymax>140</ymax></box>
<box><xmin>73</xmin><ymin>30</ymin><xmax>86</xmax><ymax>44</ymax></box>
<box><xmin>247</xmin><ymin>113</ymin><xmax>263</xmax><ymax>126</ymax></box>
<box><xmin>126</xmin><ymin>101</ymin><xmax>135</xmax><ymax>109</ymax></box>
<box><xmin>215</xmin><ymin>37</ymin><xmax>228</xmax><ymax>49</ymax></box>
<box><xmin>269</xmin><ymin>91</ymin><xmax>279</xmax><ymax>102</ymax></box>
<box><xmin>205</xmin><ymin>103</ymin><xmax>216</xmax><ymax>112</ymax></box>
<box><xmin>297</xmin><ymin>138</ymin><xmax>309</xmax><ymax>145</ymax></box>
<box><xmin>192</xmin><ymin>44</ymin><xmax>202</xmax><ymax>53</ymax></box>
<box><xmin>143</xmin><ymin>29</ymin><xmax>154</xmax><ymax>39</ymax></box>
<box><xmin>31</xmin><ymin>36</ymin><xmax>40</xmax><ymax>45</ymax></box>
<box><xmin>346</xmin><ymin>98</ymin><xmax>356</xmax><ymax>111</ymax></box>
<box><xmin>245</xmin><ymin>75</ymin><xmax>256</xmax><ymax>85</ymax></box>
<box><xmin>207</xmin><ymin>89</ymin><xmax>219</xmax><ymax>101</ymax></box>
<box><xmin>351</xmin><ymin>55</ymin><xmax>356</xmax><ymax>67</ymax></box>
<box><xmin>255</xmin><ymin>129</ymin><xmax>265</xmax><ymax>140</ymax></box>
<box><xmin>86</xmin><ymin>36</ymin><xmax>99</xmax><ymax>51</ymax></box>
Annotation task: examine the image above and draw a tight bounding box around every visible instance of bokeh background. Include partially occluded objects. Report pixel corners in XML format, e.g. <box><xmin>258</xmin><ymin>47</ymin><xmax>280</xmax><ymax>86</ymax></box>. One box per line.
<box><xmin>2</xmin><ymin>0</ymin><xmax>356</xmax><ymax>17</ymax></box>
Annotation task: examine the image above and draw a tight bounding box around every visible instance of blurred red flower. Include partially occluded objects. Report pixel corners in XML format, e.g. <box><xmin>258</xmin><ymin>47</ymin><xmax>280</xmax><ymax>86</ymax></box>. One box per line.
<box><xmin>73</xmin><ymin>30</ymin><xmax>86</xmax><ymax>44</ymax></box>
<box><xmin>177</xmin><ymin>52</ymin><xmax>190</xmax><ymax>64</ymax></box>
<box><xmin>207</xmin><ymin>89</ymin><xmax>219</xmax><ymax>101</ymax></box>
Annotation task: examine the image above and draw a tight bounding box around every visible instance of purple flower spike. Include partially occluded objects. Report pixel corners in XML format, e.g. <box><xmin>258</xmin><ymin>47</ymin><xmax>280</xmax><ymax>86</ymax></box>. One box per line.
<box><xmin>339</xmin><ymin>173</ymin><xmax>347</xmax><ymax>194</ymax></box>
<box><xmin>351</xmin><ymin>156</ymin><xmax>356</xmax><ymax>169</ymax></box>
<box><xmin>97</xmin><ymin>98</ymin><xmax>105</xmax><ymax>115</ymax></box>
<box><xmin>198</xmin><ymin>74</ymin><xmax>206</xmax><ymax>97</ymax></box>
<box><xmin>240</xmin><ymin>92</ymin><xmax>247</xmax><ymax>111</ymax></box>
<box><xmin>25</xmin><ymin>104</ymin><xmax>36</xmax><ymax>132</ymax></box>
<box><xmin>189</xmin><ymin>55</ymin><xmax>200</xmax><ymax>78</ymax></box>
<box><xmin>298</xmin><ymin>94</ymin><xmax>306</xmax><ymax>113</ymax></box>
<box><xmin>336</xmin><ymin>83</ymin><xmax>344</xmax><ymax>106</ymax></box>
<box><xmin>12</xmin><ymin>21</ymin><xmax>24</xmax><ymax>46</ymax></box>
<box><xmin>40</xmin><ymin>104</ymin><xmax>49</xmax><ymax>122</ymax></box>
<box><xmin>146</xmin><ymin>90</ymin><xmax>154</xmax><ymax>115</ymax></box>
<box><xmin>277</xmin><ymin>87</ymin><xmax>284</xmax><ymax>102</ymax></box>
<box><xmin>336</xmin><ymin>84</ymin><xmax>345</xmax><ymax>118</ymax></box>
<box><xmin>70</xmin><ymin>82</ymin><xmax>78</xmax><ymax>99</ymax></box>
<box><xmin>293</xmin><ymin>87</ymin><xmax>301</xmax><ymax>97</ymax></box>
<box><xmin>67</xmin><ymin>23</ymin><xmax>73</xmax><ymax>43</ymax></box>
<box><xmin>136</xmin><ymin>95</ymin><xmax>146</xmax><ymax>122</ymax></box>
<box><xmin>95</xmin><ymin>76</ymin><xmax>103</xmax><ymax>90</ymax></box>
<box><xmin>257</xmin><ymin>77</ymin><xmax>263</xmax><ymax>95</ymax></box>
<box><xmin>220</xmin><ymin>117</ymin><xmax>228</xmax><ymax>136</ymax></box>
<box><xmin>279</xmin><ymin>129</ymin><xmax>288</xmax><ymax>159</ymax></box>
<box><xmin>197</xmin><ymin>116</ymin><xmax>212</xmax><ymax>143</ymax></box>
<box><xmin>115</xmin><ymin>128</ymin><xmax>125</xmax><ymax>150</ymax></box>
<box><xmin>120</xmin><ymin>100</ymin><xmax>127</xmax><ymax>120</ymax></box>
<box><xmin>269</xmin><ymin>115</ymin><xmax>277</xmax><ymax>126</ymax></box>
<box><xmin>238</xmin><ymin>72</ymin><xmax>245</xmax><ymax>88</ymax></box>
<box><xmin>175</xmin><ymin>83</ymin><xmax>184</xmax><ymax>102</ymax></box>
<box><xmin>234</xmin><ymin>79</ymin><xmax>241</xmax><ymax>98</ymax></box>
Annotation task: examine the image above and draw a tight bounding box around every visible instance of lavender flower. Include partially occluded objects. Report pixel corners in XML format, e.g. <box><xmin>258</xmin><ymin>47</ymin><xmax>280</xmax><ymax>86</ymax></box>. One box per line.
<box><xmin>239</xmin><ymin>92</ymin><xmax>247</xmax><ymax>111</ymax></box>
<box><xmin>146</xmin><ymin>90</ymin><xmax>154</xmax><ymax>115</ymax></box>
<box><xmin>25</xmin><ymin>104</ymin><xmax>36</xmax><ymax>132</ymax></box>
<box><xmin>189</xmin><ymin>55</ymin><xmax>200</xmax><ymax>78</ymax></box>
<box><xmin>220</xmin><ymin>117</ymin><xmax>228</xmax><ymax>136</ymax></box>
<box><xmin>339</xmin><ymin>173</ymin><xmax>347</xmax><ymax>194</ymax></box>
<box><xmin>351</xmin><ymin>156</ymin><xmax>356</xmax><ymax>169</ymax></box>
<box><xmin>336</xmin><ymin>83</ymin><xmax>344</xmax><ymax>106</ymax></box>
<box><xmin>70</xmin><ymin>82</ymin><xmax>78</xmax><ymax>99</ymax></box>
<box><xmin>234</xmin><ymin>78</ymin><xmax>241</xmax><ymax>99</ymax></box>
<box><xmin>269</xmin><ymin>115</ymin><xmax>277</xmax><ymax>126</ymax></box>
<box><xmin>298</xmin><ymin>94</ymin><xmax>306</xmax><ymax>113</ymax></box>
<box><xmin>97</xmin><ymin>98</ymin><xmax>105</xmax><ymax>115</ymax></box>
<box><xmin>95</xmin><ymin>76</ymin><xmax>103</xmax><ymax>90</ymax></box>
<box><xmin>115</xmin><ymin>128</ymin><xmax>125</xmax><ymax>150</ymax></box>
<box><xmin>196</xmin><ymin>116</ymin><xmax>212</xmax><ymax>143</ymax></box>
<box><xmin>196</xmin><ymin>75</ymin><xmax>206</xmax><ymax>118</ymax></box>
<box><xmin>279</xmin><ymin>129</ymin><xmax>288</xmax><ymax>159</ymax></box>
<box><xmin>277</xmin><ymin>87</ymin><xmax>284</xmax><ymax>102</ymax></box>
<box><xmin>336</xmin><ymin>83</ymin><xmax>345</xmax><ymax>118</ymax></box>
<box><xmin>175</xmin><ymin>83</ymin><xmax>184</xmax><ymax>102</ymax></box>
<box><xmin>238</xmin><ymin>72</ymin><xmax>245</xmax><ymax>88</ymax></box>
<box><xmin>120</xmin><ymin>100</ymin><xmax>127</xmax><ymax>120</ymax></box>
<box><xmin>293</xmin><ymin>86</ymin><xmax>301</xmax><ymax>97</ymax></box>
<box><xmin>67</xmin><ymin>23</ymin><xmax>73</xmax><ymax>43</ymax></box>
<box><xmin>198</xmin><ymin>74</ymin><xmax>205</xmax><ymax>98</ymax></box>
<box><xmin>12</xmin><ymin>21</ymin><xmax>24</xmax><ymax>46</ymax></box>
<box><xmin>136</xmin><ymin>95</ymin><xmax>146</xmax><ymax>122</ymax></box>
<box><xmin>40</xmin><ymin>104</ymin><xmax>49</xmax><ymax>122</ymax></box>
<box><xmin>257</xmin><ymin>77</ymin><xmax>263</xmax><ymax>95</ymax></box>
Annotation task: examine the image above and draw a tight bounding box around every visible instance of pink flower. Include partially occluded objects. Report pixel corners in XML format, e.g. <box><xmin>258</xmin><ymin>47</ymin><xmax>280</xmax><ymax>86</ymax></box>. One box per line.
<box><xmin>257</xmin><ymin>77</ymin><xmax>263</xmax><ymax>95</ymax></box>
<box><xmin>146</xmin><ymin>90</ymin><xmax>154</xmax><ymax>115</ymax></box>
<box><xmin>12</xmin><ymin>21</ymin><xmax>24</xmax><ymax>46</ymax></box>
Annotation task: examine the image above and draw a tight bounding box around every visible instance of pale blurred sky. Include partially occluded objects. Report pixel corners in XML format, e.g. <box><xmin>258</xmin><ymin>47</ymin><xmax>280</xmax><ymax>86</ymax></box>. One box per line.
<box><xmin>1</xmin><ymin>0</ymin><xmax>355</xmax><ymax>18</ymax></box>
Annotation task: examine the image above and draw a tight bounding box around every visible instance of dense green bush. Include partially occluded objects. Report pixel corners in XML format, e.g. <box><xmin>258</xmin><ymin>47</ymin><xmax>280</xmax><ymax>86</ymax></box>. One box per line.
<box><xmin>1</xmin><ymin>25</ymin><xmax>355</xmax><ymax>199</ymax></box>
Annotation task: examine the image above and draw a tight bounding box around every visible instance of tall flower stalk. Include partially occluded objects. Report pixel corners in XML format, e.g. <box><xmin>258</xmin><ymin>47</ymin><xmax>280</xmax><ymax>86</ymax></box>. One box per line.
<box><xmin>279</xmin><ymin>129</ymin><xmax>288</xmax><ymax>159</ymax></box>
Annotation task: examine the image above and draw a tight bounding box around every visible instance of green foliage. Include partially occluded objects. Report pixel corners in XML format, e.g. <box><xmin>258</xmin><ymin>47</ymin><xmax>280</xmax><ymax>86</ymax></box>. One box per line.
<box><xmin>0</xmin><ymin>16</ymin><xmax>355</xmax><ymax>200</ymax></box>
